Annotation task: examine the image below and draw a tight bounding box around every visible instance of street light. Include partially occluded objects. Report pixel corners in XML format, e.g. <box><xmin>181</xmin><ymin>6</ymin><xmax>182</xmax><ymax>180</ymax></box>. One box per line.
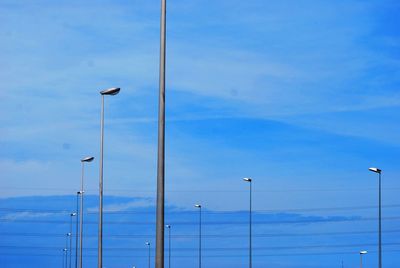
<box><xmin>69</xmin><ymin>213</ymin><xmax>77</xmax><ymax>268</ymax></box>
<box><xmin>369</xmin><ymin>167</ymin><xmax>382</xmax><ymax>268</ymax></box>
<box><xmin>360</xmin><ymin>250</ymin><xmax>368</xmax><ymax>268</ymax></box>
<box><xmin>65</xmin><ymin>233</ymin><xmax>70</xmax><ymax>268</ymax></box>
<box><xmin>63</xmin><ymin>248</ymin><xmax>68</xmax><ymax>268</ymax></box>
<box><xmin>194</xmin><ymin>204</ymin><xmax>202</xmax><ymax>268</ymax></box>
<box><xmin>165</xmin><ymin>225</ymin><xmax>171</xmax><ymax>268</ymax></box>
<box><xmin>76</xmin><ymin>191</ymin><xmax>82</xmax><ymax>268</ymax></box>
<box><xmin>98</xmin><ymin>87</ymin><xmax>120</xmax><ymax>268</ymax></box>
<box><xmin>243</xmin><ymin>178</ymin><xmax>252</xmax><ymax>268</ymax></box>
<box><xmin>79</xmin><ymin>156</ymin><xmax>94</xmax><ymax>268</ymax></box>
<box><xmin>146</xmin><ymin>242</ymin><xmax>151</xmax><ymax>268</ymax></box>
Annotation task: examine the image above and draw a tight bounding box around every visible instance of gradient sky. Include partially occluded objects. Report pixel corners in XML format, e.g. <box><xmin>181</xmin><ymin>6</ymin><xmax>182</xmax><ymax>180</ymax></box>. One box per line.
<box><xmin>0</xmin><ymin>0</ymin><xmax>400</xmax><ymax>267</ymax></box>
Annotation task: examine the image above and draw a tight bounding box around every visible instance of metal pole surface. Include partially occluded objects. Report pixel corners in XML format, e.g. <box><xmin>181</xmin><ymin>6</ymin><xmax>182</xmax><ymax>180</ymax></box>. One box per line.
<box><xmin>155</xmin><ymin>1</ymin><xmax>166</xmax><ymax>268</ymax></box>
<box><xmin>360</xmin><ymin>254</ymin><xmax>363</xmax><ymax>268</ymax></box>
<box><xmin>98</xmin><ymin>95</ymin><xmax>105</xmax><ymax>268</ymax></box>
<box><xmin>168</xmin><ymin>227</ymin><xmax>171</xmax><ymax>268</ymax></box>
<box><xmin>69</xmin><ymin>216</ymin><xmax>73</xmax><ymax>268</ymax></box>
<box><xmin>80</xmin><ymin>163</ymin><xmax>85</xmax><ymax>268</ymax></box>
<box><xmin>199</xmin><ymin>206</ymin><xmax>202</xmax><ymax>268</ymax></box>
<box><xmin>378</xmin><ymin>172</ymin><xmax>382</xmax><ymax>268</ymax></box>
<box><xmin>75</xmin><ymin>193</ymin><xmax>79</xmax><ymax>268</ymax></box>
<box><xmin>249</xmin><ymin>181</ymin><xmax>252</xmax><ymax>268</ymax></box>
<box><xmin>148</xmin><ymin>243</ymin><xmax>151</xmax><ymax>268</ymax></box>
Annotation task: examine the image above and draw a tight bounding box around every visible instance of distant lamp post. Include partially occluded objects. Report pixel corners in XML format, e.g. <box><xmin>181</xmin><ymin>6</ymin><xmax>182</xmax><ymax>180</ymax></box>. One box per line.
<box><xmin>79</xmin><ymin>156</ymin><xmax>94</xmax><ymax>268</ymax></box>
<box><xmin>145</xmin><ymin>242</ymin><xmax>151</xmax><ymax>268</ymax></box>
<box><xmin>194</xmin><ymin>204</ymin><xmax>202</xmax><ymax>268</ymax></box>
<box><xmin>165</xmin><ymin>225</ymin><xmax>171</xmax><ymax>268</ymax></box>
<box><xmin>98</xmin><ymin>87</ymin><xmax>120</xmax><ymax>268</ymax></box>
<box><xmin>63</xmin><ymin>248</ymin><xmax>68</xmax><ymax>268</ymax></box>
<box><xmin>69</xmin><ymin>213</ymin><xmax>77</xmax><ymax>268</ymax></box>
<box><xmin>243</xmin><ymin>177</ymin><xmax>252</xmax><ymax>268</ymax></box>
<box><xmin>369</xmin><ymin>167</ymin><xmax>382</xmax><ymax>268</ymax></box>
<box><xmin>360</xmin><ymin>250</ymin><xmax>368</xmax><ymax>268</ymax></box>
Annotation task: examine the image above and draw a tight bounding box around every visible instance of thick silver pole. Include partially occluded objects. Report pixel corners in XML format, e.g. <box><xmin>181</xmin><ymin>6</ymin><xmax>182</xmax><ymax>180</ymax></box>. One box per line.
<box><xmin>79</xmin><ymin>163</ymin><xmax>85</xmax><ymax>268</ymax></box>
<box><xmin>155</xmin><ymin>0</ymin><xmax>166</xmax><ymax>268</ymax></box>
<box><xmin>98</xmin><ymin>95</ymin><xmax>105</xmax><ymax>268</ymax></box>
<box><xmin>378</xmin><ymin>172</ymin><xmax>382</xmax><ymax>268</ymax></box>
<box><xmin>360</xmin><ymin>254</ymin><xmax>363</xmax><ymax>268</ymax></box>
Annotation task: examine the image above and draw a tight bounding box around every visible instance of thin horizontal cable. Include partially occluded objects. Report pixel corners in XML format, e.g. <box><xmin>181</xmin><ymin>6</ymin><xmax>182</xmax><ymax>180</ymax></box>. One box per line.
<box><xmin>0</xmin><ymin>204</ymin><xmax>399</xmax><ymax>215</ymax></box>
<box><xmin>0</xmin><ymin>229</ymin><xmax>400</xmax><ymax>239</ymax></box>
<box><xmin>0</xmin><ymin>216</ymin><xmax>399</xmax><ymax>225</ymax></box>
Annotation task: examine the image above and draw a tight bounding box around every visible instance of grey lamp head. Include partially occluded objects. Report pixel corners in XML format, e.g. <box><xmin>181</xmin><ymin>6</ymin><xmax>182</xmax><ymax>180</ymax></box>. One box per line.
<box><xmin>100</xmin><ymin>87</ymin><xmax>120</xmax><ymax>96</ymax></box>
<box><xmin>81</xmin><ymin>156</ymin><xmax>94</xmax><ymax>163</ymax></box>
<box><xmin>194</xmin><ymin>204</ymin><xmax>201</xmax><ymax>208</ymax></box>
<box><xmin>369</xmin><ymin>167</ymin><xmax>382</xmax><ymax>174</ymax></box>
<box><xmin>243</xmin><ymin>177</ymin><xmax>252</xmax><ymax>182</ymax></box>
<box><xmin>145</xmin><ymin>242</ymin><xmax>150</xmax><ymax>246</ymax></box>
<box><xmin>360</xmin><ymin>250</ymin><xmax>368</xmax><ymax>255</ymax></box>
<box><xmin>71</xmin><ymin>212</ymin><xmax>77</xmax><ymax>216</ymax></box>
<box><xmin>165</xmin><ymin>224</ymin><xmax>171</xmax><ymax>228</ymax></box>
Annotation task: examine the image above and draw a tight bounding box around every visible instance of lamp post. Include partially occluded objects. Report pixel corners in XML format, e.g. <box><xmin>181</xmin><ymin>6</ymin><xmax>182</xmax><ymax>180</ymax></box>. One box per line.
<box><xmin>75</xmin><ymin>191</ymin><xmax>81</xmax><ymax>268</ymax></box>
<box><xmin>155</xmin><ymin>0</ymin><xmax>167</xmax><ymax>268</ymax></box>
<box><xmin>79</xmin><ymin>156</ymin><xmax>94</xmax><ymax>268</ymax></box>
<box><xmin>369</xmin><ymin>167</ymin><xmax>382</xmax><ymax>268</ymax></box>
<box><xmin>69</xmin><ymin>213</ymin><xmax>77</xmax><ymax>268</ymax></box>
<box><xmin>194</xmin><ymin>204</ymin><xmax>202</xmax><ymax>268</ymax></box>
<box><xmin>63</xmin><ymin>248</ymin><xmax>68</xmax><ymax>268</ymax></box>
<box><xmin>243</xmin><ymin>178</ymin><xmax>252</xmax><ymax>268</ymax></box>
<box><xmin>165</xmin><ymin>225</ymin><xmax>171</xmax><ymax>268</ymax></box>
<box><xmin>98</xmin><ymin>87</ymin><xmax>120</xmax><ymax>268</ymax></box>
<box><xmin>146</xmin><ymin>242</ymin><xmax>151</xmax><ymax>268</ymax></box>
<box><xmin>360</xmin><ymin>250</ymin><xmax>368</xmax><ymax>268</ymax></box>
<box><xmin>65</xmin><ymin>233</ymin><xmax>70</xmax><ymax>268</ymax></box>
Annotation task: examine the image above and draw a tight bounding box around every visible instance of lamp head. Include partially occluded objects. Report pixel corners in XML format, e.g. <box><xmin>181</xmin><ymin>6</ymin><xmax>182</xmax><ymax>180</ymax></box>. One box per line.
<box><xmin>81</xmin><ymin>156</ymin><xmax>94</xmax><ymax>163</ymax></box>
<box><xmin>71</xmin><ymin>212</ymin><xmax>77</xmax><ymax>216</ymax></box>
<box><xmin>165</xmin><ymin>224</ymin><xmax>171</xmax><ymax>228</ymax></box>
<box><xmin>243</xmin><ymin>177</ymin><xmax>252</xmax><ymax>182</ymax></box>
<box><xmin>194</xmin><ymin>204</ymin><xmax>201</xmax><ymax>208</ymax></box>
<box><xmin>145</xmin><ymin>242</ymin><xmax>150</xmax><ymax>246</ymax></box>
<box><xmin>100</xmin><ymin>87</ymin><xmax>120</xmax><ymax>96</ymax></box>
<box><xmin>360</xmin><ymin>250</ymin><xmax>368</xmax><ymax>255</ymax></box>
<box><xmin>369</xmin><ymin>167</ymin><xmax>381</xmax><ymax>174</ymax></box>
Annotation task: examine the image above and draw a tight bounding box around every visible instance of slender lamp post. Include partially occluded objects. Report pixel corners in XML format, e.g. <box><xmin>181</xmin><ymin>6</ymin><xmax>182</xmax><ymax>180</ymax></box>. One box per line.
<box><xmin>369</xmin><ymin>167</ymin><xmax>382</xmax><ymax>268</ymax></box>
<box><xmin>98</xmin><ymin>87</ymin><xmax>120</xmax><ymax>268</ymax></box>
<box><xmin>155</xmin><ymin>1</ymin><xmax>167</xmax><ymax>268</ymax></box>
<box><xmin>75</xmin><ymin>191</ymin><xmax>81</xmax><ymax>268</ymax></box>
<box><xmin>65</xmin><ymin>233</ymin><xmax>70</xmax><ymax>268</ymax></box>
<box><xmin>146</xmin><ymin>242</ymin><xmax>151</xmax><ymax>268</ymax></box>
<box><xmin>79</xmin><ymin>156</ymin><xmax>94</xmax><ymax>268</ymax></box>
<box><xmin>63</xmin><ymin>248</ymin><xmax>68</xmax><ymax>268</ymax></box>
<box><xmin>165</xmin><ymin>225</ymin><xmax>171</xmax><ymax>268</ymax></box>
<box><xmin>194</xmin><ymin>204</ymin><xmax>202</xmax><ymax>268</ymax></box>
<box><xmin>360</xmin><ymin>250</ymin><xmax>368</xmax><ymax>268</ymax></box>
<box><xmin>243</xmin><ymin>178</ymin><xmax>252</xmax><ymax>268</ymax></box>
<box><xmin>69</xmin><ymin>213</ymin><xmax>77</xmax><ymax>268</ymax></box>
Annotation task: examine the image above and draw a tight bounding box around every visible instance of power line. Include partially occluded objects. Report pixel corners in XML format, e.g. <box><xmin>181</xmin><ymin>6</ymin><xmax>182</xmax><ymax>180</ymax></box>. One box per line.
<box><xmin>1</xmin><ymin>229</ymin><xmax>400</xmax><ymax>239</ymax></box>
<box><xmin>0</xmin><ymin>216</ymin><xmax>399</xmax><ymax>225</ymax></box>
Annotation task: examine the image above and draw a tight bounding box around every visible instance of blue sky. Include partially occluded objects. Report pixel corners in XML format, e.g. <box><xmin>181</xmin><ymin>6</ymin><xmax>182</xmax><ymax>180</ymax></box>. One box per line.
<box><xmin>0</xmin><ymin>0</ymin><xmax>399</xmax><ymax>267</ymax></box>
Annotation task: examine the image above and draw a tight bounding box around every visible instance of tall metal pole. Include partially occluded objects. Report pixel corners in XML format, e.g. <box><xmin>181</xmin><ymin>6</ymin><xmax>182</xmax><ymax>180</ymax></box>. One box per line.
<box><xmin>146</xmin><ymin>242</ymin><xmax>151</xmax><ymax>268</ymax></box>
<box><xmin>75</xmin><ymin>192</ymin><xmax>80</xmax><ymax>268</ymax></box>
<box><xmin>199</xmin><ymin>206</ymin><xmax>202</xmax><ymax>268</ymax></box>
<box><xmin>165</xmin><ymin>225</ymin><xmax>171</xmax><ymax>268</ymax></box>
<box><xmin>360</xmin><ymin>254</ymin><xmax>363</xmax><ymax>268</ymax></box>
<box><xmin>69</xmin><ymin>214</ymin><xmax>75</xmax><ymax>268</ymax></box>
<box><xmin>249</xmin><ymin>180</ymin><xmax>252</xmax><ymax>268</ymax></box>
<box><xmin>378</xmin><ymin>172</ymin><xmax>382</xmax><ymax>268</ymax></box>
<box><xmin>65</xmin><ymin>235</ymin><xmax>69</xmax><ymax>268</ymax></box>
<box><xmin>98</xmin><ymin>95</ymin><xmax>105</xmax><ymax>268</ymax></box>
<box><xmin>155</xmin><ymin>0</ymin><xmax>167</xmax><ymax>268</ymax></box>
<box><xmin>80</xmin><ymin>163</ymin><xmax>85</xmax><ymax>268</ymax></box>
<box><xmin>194</xmin><ymin>205</ymin><xmax>202</xmax><ymax>268</ymax></box>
